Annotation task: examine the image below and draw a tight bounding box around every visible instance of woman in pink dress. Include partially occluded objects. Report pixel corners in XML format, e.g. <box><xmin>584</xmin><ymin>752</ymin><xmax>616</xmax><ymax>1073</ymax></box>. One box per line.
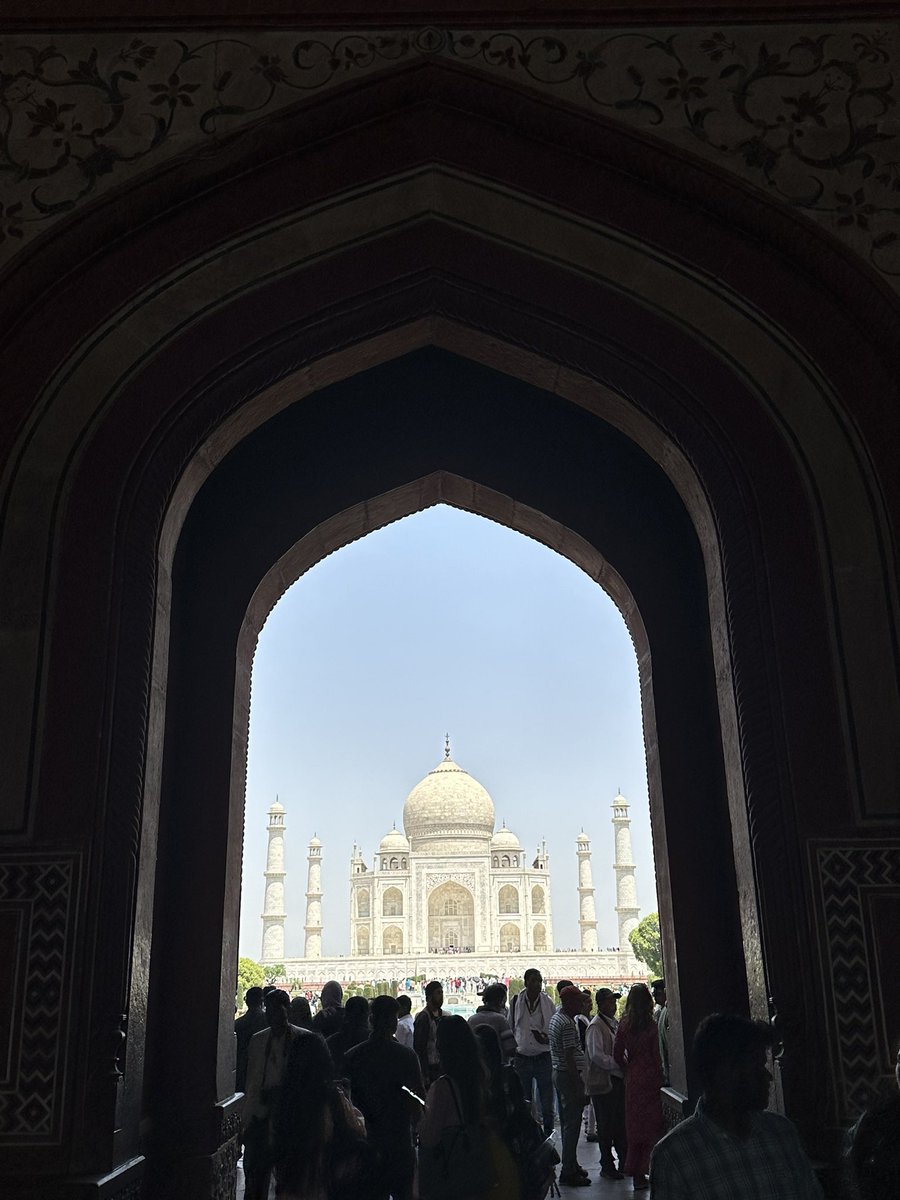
<box><xmin>613</xmin><ymin>983</ymin><xmax>664</xmax><ymax>1191</ymax></box>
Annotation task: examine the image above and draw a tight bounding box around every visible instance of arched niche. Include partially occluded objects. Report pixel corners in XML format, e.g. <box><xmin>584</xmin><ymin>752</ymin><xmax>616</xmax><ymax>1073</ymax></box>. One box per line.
<box><xmin>382</xmin><ymin>926</ymin><xmax>404</xmax><ymax>955</ymax></box>
<box><xmin>428</xmin><ymin>881</ymin><xmax>475</xmax><ymax>952</ymax></box>
<box><xmin>500</xmin><ymin>923</ymin><xmax>522</xmax><ymax>954</ymax></box>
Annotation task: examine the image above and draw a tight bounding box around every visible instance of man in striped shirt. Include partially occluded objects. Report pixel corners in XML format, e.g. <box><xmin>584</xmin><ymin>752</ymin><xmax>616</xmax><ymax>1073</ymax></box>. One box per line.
<box><xmin>550</xmin><ymin>985</ymin><xmax>590</xmax><ymax>1186</ymax></box>
<box><xmin>650</xmin><ymin>1014</ymin><xmax>823</xmax><ymax>1199</ymax></box>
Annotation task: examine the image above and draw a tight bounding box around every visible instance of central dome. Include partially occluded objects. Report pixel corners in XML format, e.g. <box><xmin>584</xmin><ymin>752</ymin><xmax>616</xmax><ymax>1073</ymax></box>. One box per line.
<box><xmin>403</xmin><ymin>754</ymin><xmax>496</xmax><ymax>852</ymax></box>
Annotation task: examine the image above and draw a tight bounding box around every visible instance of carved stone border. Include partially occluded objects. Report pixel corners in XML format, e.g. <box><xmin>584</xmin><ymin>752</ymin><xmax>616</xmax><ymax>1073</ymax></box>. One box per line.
<box><xmin>0</xmin><ymin>23</ymin><xmax>899</xmax><ymax>283</ymax></box>
<box><xmin>0</xmin><ymin>853</ymin><xmax>80</xmax><ymax>1143</ymax></box>
<box><xmin>814</xmin><ymin>841</ymin><xmax>900</xmax><ymax>1116</ymax></box>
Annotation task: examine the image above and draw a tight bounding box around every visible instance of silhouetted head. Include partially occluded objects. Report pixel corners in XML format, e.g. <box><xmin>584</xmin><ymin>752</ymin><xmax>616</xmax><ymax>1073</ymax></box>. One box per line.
<box><xmin>595</xmin><ymin>988</ymin><xmax>618</xmax><ymax>1018</ymax></box>
<box><xmin>559</xmin><ymin>986</ymin><xmax>583</xmax><ymax>1018</ymax></box>
<box><xmin>265</xmin><ymin>988</ymin><xmax>291</xmax><ymax>1031</ymax></box>
<box><xmin>556</xmin><ymin>979</ymin><xmax>574</xmax><ymax>997</ymax></box>
<box><xmin>481</xmin><ymin>982</ymin><xmax>507</xmax><ymax>1011</ymax></box>
<box><xmin>245</xmin><ymin>986</ymin><xmax>264</xmax><ymax>1010</ymax></box>
<box><xmin>371</xmin><ymin>994</ymin><xmax>399</xmax><ymax>1035</ymax></box>
<box><xmin>524</xmin><ymin>969</ymin><xmax>543</xmax><ymax>998</ymax></box>
<box><xmin>321</xmin><ymin>980</ymin><xmax>343</xmax><ymax>1009</ymax></box>
<box><xmin>397</xmin><ymin>994</ymin><xmax>412</xmax><ymax>1016</ymax></box>
<box><xmin>289</xmin><ymin>995</ymin><xmax>312</xmax><ymax>1028</ymax></box>
<box><xmin>651</xmin><ymin>979</ymin><xmax>667</xmax><ymax>1006</ymax></box>
<box><xmin>623</xmin><ymin>983</ymin><xmax>654</xmax><ymax>1031</ymax></box>
<box><xmin>345</xmin><ymin>994</ymin><xmax>370</xmax><ymax>1029</ymax></box>
<box><xmin>425</xmin><ymin>980</ymin><xmax>443</xmax><ymax>1009</ymax></box>
<box><xmin>693</xmin><ymin>1014</ymin><xmax>773</xmax><ymax>1113</ymax></box>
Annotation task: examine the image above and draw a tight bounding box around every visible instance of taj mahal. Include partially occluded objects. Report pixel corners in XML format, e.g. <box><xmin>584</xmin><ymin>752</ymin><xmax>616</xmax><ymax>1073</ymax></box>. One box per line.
<box><xmin>260</xmin><ymin>739</ymin><xmax>647</xmax><ymax>985</ymax></box>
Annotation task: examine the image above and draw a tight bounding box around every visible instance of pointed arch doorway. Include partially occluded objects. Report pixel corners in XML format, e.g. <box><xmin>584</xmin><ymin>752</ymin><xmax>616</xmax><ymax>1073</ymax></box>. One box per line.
<box><xmin>5</xmin><ymin>55</ymin><xmax>896</xmax><ymax>1198</ymax></box>
<box><xmin>143</xmin><ymin>343</ymin><xmax>757</xmax><ymax>1173</ymax></box>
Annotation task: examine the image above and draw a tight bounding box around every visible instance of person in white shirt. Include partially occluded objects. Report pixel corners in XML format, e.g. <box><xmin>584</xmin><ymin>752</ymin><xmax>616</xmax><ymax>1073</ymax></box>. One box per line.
<box><xmin>584</xmin><ymin>987</ymin><xmax>627</xmax><ymax>1180</ymax></box>
<box><xmin>509</xmin><ymin>967</ymin><xmax>556</xmax><ymax>1136</ymax></box>
<box><xmin>396</xmin><ymin>993</ymin><xmax>415</xmax><ymax>1050</ymax></box>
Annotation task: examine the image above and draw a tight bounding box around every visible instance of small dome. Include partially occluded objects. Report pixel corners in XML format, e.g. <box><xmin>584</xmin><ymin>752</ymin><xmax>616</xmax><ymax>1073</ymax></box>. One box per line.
<box><xmin>379</xmin><ymin>826</ymin><xmax>410</xmax><ymax>853</ymax></box>
<box><xmin>308</xmin><ymin>835</ymin><xmax>322</xmax><ymax>848</ymax></box>
<box><xmin>576</xmin><ymin>831</ymin><xmax>590</xmax><ymax>843</ymax></box>
<box><xmin>268</xmin><ymin>798</ymin><xmax>285</xmax><ymax>813</ymax></box>
<box><xmin>491</xmin><ymin>824</ymin><xmax>521</xmax><ymax>849</ymax></box>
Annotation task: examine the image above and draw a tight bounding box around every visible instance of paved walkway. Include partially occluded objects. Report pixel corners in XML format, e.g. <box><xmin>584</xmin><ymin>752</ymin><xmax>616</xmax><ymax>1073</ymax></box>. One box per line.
<box><xmin>235</xmin><ymin>1128</ymin><xmax>638</xmax><ymax>1198</ymax></box>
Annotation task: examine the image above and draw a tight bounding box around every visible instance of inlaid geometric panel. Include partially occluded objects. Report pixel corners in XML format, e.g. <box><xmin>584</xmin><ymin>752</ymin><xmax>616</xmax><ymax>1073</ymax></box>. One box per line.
<box><xmin>0</xmin><ymin>854</ymin><xmax>81</xmax><ymax>1143</ymax></box>
<box><xmin>815</xmin><ymin>843</ymin><xmax>900</xmax><ymax>1117</ymax></box>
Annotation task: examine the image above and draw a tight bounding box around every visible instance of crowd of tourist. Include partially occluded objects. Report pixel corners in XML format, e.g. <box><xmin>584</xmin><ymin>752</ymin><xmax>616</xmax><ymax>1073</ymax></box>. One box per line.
<box><xmin>235</xmin><ymin>972</ymin><xmax>897</xmax><ymax>1198</ymax></box>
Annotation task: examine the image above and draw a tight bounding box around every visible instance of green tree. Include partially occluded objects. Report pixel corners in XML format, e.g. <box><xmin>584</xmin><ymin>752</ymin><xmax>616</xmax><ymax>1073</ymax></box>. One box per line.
<box><xmin>264</xmin><ymin>962</ymin><xmax>286</xmax><ymax>985</ymax></box>
<box><xmin>236</xmin><ymin>956</ymin><xmax>265</xmax><ymax>1010</ymax></box>
<box><xmin>629</xmin><ymin>912</ymin><xmax>663</xmax><ymax>978</ymax></box>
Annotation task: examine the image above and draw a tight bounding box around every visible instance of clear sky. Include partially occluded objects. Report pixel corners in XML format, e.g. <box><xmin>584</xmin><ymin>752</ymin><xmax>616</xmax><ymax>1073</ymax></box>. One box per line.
<box><xmin>240</xmin><ymin>504</ymin><xmax>658</xmax><ymax>960</ymax></box>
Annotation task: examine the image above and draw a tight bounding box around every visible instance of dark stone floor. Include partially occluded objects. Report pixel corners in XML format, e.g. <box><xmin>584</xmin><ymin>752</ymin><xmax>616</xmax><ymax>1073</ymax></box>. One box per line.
<box><xmin>235</xmin><ymin>1128</ymin><xmax>637</xmax><ymax>1197</ymax></box>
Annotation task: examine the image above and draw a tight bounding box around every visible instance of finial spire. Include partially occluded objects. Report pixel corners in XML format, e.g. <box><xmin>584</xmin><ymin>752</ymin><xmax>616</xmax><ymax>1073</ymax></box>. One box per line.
<box><xmin>444</xmin><ymin>732</ymin><xmax>451</xmax><ymax>760</ymax></box>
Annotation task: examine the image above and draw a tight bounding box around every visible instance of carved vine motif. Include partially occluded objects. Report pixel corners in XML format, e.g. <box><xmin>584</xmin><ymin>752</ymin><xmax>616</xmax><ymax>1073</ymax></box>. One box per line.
<box><xmin>0</xmin><ymin>24</ymin><xmax>898</xmax><ymax>279</ymax></box>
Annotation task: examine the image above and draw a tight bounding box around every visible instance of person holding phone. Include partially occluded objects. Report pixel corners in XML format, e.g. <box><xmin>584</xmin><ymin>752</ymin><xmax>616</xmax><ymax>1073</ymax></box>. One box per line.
<box><xmin>510</xmin><ymin>969</ymin><xmax>556</xmax><ymax>1137</ymax></box>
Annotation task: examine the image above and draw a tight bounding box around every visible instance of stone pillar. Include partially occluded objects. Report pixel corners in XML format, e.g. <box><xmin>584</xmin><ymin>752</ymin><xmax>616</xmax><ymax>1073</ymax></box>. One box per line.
<box><xmin>261</xmin><ymin>798</ymin><xmax>286</xmax><ymax>962</ymax></box>
<box><xmin>576</xmin><ymin>831</ymin><xmax>599</xmax><ymax>951</ymax></box>
<box><xmin>612</xmin><ymin>793</ymin><xmax>640</xmax><ymax>948</ymax></box>
<box><xmin>305</xmin><ymin>836</ymin><xmax>323</xmax><ymax>958</ymax></box>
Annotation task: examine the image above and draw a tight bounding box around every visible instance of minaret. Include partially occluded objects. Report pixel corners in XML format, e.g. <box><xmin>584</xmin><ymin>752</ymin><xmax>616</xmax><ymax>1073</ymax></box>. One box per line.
<box><xmin>304</xmin><ymin>834</ymin><xmax>323</xmax><ymax>958</ymax></box>
<box><xmin>612</xmin><ymin>793</ymin><xmax>640</xmax><ymax>948</ymax></box>
<box><xmin>261</xmin><ymin>797</ymin><xmax>287</xmax><ymax>962</ymax></box>
<box><xmin>576</xmin><ymin>831</ymin><xmax>599</xmax><ymax>952</ymax></box>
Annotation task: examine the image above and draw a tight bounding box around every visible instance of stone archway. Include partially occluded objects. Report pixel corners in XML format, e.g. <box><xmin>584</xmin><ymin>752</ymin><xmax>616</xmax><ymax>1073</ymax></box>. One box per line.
<box><xmin>428</xmin><ymin>881</ymin><xmax>475</xmax><ymax>951</ymax></box>
<box><xmin>382</xmin><ymin>926</ymin><xmax>404</xmax><ymax>955</ymax></box>
<box><xmin>500</xmin><ymin>923</ymin><xmax>521</xmax><ymax>953</ymax></box>
<box><xmin>2</xmin><ymin>52</ymin><xmax>898</xmax><ymax>1200</ymax></box>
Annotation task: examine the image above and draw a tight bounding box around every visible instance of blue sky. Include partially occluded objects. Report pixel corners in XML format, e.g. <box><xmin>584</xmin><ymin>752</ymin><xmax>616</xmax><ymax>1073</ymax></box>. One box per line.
<box><xmin>240</xmin><ymin>504</ymin><xmax>657</xmax><ymax>960</ymax></box>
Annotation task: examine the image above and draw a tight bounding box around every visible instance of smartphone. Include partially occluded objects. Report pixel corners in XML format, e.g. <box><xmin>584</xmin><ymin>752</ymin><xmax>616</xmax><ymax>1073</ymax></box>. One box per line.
<box><xmin>401</xmin><ymin>1085</ymin><xmax>426</xmax><ymax>1106</ymax></box>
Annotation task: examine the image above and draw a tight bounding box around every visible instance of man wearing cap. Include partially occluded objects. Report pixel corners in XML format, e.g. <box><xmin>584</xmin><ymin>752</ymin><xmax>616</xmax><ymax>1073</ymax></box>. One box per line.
<box><xmin>585</xmin><ymin>988</ymin><xmax>627</xmax><ymax>1180</ymax></box>
<box><xmin>550</xmin><ymin>984</ymin><xmax>590</xmax><ymax>1186</ymax></box>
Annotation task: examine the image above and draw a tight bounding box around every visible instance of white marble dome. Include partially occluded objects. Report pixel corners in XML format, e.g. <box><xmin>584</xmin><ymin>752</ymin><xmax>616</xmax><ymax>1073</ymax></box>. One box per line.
<box><xmin>491</xmin><ymin>824</ymin><xmax>521</xmax><ymax>849</ymax></box>
<box><xmin>403</xmin><ymin>755</ymin><xmax>495</xmax><ymax>850</ymax></box>
<box><xmin>379</xmin><ymin>826</ymin><xmax>410</xmax><ymax>853</ymax></box>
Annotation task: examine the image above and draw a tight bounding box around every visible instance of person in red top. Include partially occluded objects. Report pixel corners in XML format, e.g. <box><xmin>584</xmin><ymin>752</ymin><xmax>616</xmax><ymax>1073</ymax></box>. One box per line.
<box><xmin>613</xmin><ymin>983</ymin><xmax>664</xmax><ymax>1191</ymax></box>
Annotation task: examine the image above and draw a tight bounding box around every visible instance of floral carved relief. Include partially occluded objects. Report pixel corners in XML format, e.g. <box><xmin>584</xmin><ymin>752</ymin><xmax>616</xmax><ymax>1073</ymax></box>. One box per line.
<box><xmin>0</xmin><ymin>23</ymin><xmax>898</xmax><ymax>281</ymax></box>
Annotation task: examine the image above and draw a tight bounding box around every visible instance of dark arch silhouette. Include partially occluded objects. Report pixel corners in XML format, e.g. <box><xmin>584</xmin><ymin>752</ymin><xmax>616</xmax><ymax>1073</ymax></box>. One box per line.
<box><xmin>1</xmin><ymin>56</ymin><xmax>898</xmax><ymax>1197</ymax></box>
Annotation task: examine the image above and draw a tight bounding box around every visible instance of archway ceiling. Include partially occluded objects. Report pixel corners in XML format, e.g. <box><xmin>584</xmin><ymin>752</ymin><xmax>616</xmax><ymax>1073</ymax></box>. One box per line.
<box><xmin>1</xmin><ymin>17</ymin><xmax>899</xmax><ymax>286</ymax></box>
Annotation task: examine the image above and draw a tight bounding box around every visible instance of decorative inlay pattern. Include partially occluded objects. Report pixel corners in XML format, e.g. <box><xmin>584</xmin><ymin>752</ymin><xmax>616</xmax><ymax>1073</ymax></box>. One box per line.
<box><xmin>0</xmin><ymin>24</ymin><xmax>899</xmax><ymax>281</ymax></box>
<box><xmin>816</xmin><ymin>843</ymin><xmax>900</xmax><ymax>1116</ymax></box>
<box><xmin>0</xmin><ymin>854</ymin><xmax>80</xmax><ymax>1143</ymax></box>
<box><xmin>425</xmin><ymin>871</ymin><xmax>476</xmax><ymax>890</ymax></box>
